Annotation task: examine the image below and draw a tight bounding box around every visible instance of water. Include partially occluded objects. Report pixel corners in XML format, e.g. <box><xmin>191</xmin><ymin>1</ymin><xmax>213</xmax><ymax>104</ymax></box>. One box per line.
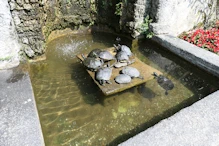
<box><xmin>30</xmin><ymin>32</ymin><xmax>219</xmax><ymax>146</ymax></box>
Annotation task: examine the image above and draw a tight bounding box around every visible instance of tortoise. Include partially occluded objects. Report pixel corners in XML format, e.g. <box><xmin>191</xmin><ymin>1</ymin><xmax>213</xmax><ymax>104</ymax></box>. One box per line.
<box><xmin>114</xmin><ymin>44</ymin><xmax>132</xmax><ymax>56</ymax></box>
<box><xmin>121</xmin><ymin>66</ymin><xmax>144</xmax><ymax>79</ymax></box>
<box><xmin>98</xmin><ymin>50</ymin><xmax>115</xmax><ymax>61</ymax></box>
<box><xmin>114</xmin><ymin>59</ymin><xmax>135</xmax><ymax>68</ymax></box>
<box><xmin>120</xmin><ymin>45</ymin><xmax>132</xmax><ymax>56</ymax></box>
<box><xmin>87</xmin><ymin>48</ymin><xmax>102</xmax><ymax>58</ymax></box>
<box><xmin>81</xmin><ymin>54</ymin><xmax>104</xmax><ymax>72</ymax></box>
<box><xmin>152</xmin><ymin>72</ymin><xmax>174</xmax><ymax>95</ymax></box>
<box><xmin>95</xmin><ymin>63</ymin><xmax>113</xmax><ymax>86</ymax></box>
<box><xmin>114</xmin><ymin>74</ymin><xmax>132</xmax><ymax>84</ymax></box>
<box><xmin>115</xmin><ymin>51</ymin><xmax>130</xmax><ymax>63</ymax></box>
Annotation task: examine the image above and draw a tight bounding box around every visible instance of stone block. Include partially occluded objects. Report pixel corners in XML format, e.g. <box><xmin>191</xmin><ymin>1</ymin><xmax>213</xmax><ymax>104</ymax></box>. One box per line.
<box><xmin>9</xmin><ymin>1</ymin><xmax>16</xmax><ymax>10</ymax></box>
<box><xmin>13</xmin><ymin>15</ymin><xmax>21</xmax><ymax>25</ymax></box>
<box><xmin>23</xmin><ymin>4</ymin><xmax>32</xmax><ymax>10</ymax></box>
<box><xmin>22</xmin><ymin>37</ymin><xmax>29</xmax><ymax>44</ymax></box>
<box><xmin>24</xmin><ymin>45</ymin><xmax>35</xmax><ymax>58</ymax></box>
<box><xmin>30</xmin><ymin>0</ymin><xmax>38</xmax><ymax>3</ymax></box>
<box><xmin>16</xmin><ymin>0</ymin><xmax>24</xmax><ymax>6</ymax></box>
<box><xmin>149</xmin><ymin>23</ymin><xmax>170</xmax><ymax>35</ymax></box>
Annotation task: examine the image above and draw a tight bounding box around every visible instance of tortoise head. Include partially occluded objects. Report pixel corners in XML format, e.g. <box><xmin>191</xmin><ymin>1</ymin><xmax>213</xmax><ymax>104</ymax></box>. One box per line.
<box><xmin>81</xmin><ymin>54</ymin><xmax>86</xmax><ymax>59</ymax></box>
<box><xmin>152</xmin><ymin>72</ymin><xmax>158</xmax><ymax>77</ymax></box>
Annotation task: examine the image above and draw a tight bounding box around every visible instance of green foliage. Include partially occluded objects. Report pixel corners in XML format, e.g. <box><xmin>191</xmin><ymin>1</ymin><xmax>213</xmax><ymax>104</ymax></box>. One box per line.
<box><xmin>115</xmin><ymin>2</ymin><xmax>122</xmax><ymax>16</ymax></box>
<box><xmin>90</xmin><ymin>4</ymin><xmax>97</xmax><ymax>13</ymax></box>
<box><xmin>102</xmin><ymin>0</ymin><xmax>108</xmax><ymax>10</ymax></box>
<box><xmin>138</xmin><ymin>15</ymin><xmax>154</xmax><ymax>38</ymax></box>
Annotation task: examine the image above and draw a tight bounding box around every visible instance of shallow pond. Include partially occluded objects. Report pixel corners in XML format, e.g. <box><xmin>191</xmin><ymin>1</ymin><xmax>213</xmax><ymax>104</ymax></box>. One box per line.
<box><xmin>30</xmin><ymin>32</ymin><xmax>219</xmax><ymax>146</ymax></box>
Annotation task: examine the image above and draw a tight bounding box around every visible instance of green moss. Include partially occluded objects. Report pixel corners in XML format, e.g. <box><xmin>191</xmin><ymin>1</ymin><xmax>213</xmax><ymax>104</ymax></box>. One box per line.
<box><xmin>0</xmin><ymin>56</ymin><xmax>12</xmax><ymax>61</ymax></box>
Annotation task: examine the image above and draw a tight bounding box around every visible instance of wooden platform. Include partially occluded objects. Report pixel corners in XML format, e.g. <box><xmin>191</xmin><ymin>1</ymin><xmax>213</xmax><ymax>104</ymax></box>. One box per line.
<box><xmin>77</xmin><ymin>47</ymin><xmax>162</xmax><ymax>96</ymax></box>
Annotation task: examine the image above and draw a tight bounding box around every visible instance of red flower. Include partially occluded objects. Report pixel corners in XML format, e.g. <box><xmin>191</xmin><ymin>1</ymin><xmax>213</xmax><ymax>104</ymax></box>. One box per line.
<box><xmin>179</xmin><ymin>23</ymin><xmax>219</xmax><ymax>55</ymax></box>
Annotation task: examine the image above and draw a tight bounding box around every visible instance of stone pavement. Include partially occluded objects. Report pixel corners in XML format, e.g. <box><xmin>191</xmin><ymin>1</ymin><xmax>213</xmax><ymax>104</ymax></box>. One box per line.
<box><xmin>0</xmin><ymin>68</ymin><xmax>44</xmax><ymax>146</ymax></box>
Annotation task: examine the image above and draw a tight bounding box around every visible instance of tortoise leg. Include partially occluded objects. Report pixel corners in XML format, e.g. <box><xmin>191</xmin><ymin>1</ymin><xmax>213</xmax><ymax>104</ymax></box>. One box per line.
<box><xmin>99</xmin><ymin>80</ymin><xmax>104</xmax><ymax>86</ymax></box>
<box><xmin>165</xmin><ymin>90</ymin><xmax>168</xmax><ymax>95</ymax></box>
<box><xmin>128</xmin><ymin>59</ymin><xmax>135</xmax><ymax>65</ymax></box>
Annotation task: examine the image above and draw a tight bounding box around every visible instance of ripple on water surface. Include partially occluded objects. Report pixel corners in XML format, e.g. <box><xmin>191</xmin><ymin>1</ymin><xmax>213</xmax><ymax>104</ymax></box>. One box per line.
<box><xmin>30</xmin><ymin>32</ymin><xmax>219</xmax><ymax>146</ymax></box>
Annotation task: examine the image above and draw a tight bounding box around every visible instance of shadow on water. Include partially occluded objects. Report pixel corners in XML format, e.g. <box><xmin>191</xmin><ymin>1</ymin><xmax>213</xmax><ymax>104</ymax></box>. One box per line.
<box><xmin>136</xmin><ymin>83</ymin><xmax>156</xmax><ymax>101</ymax></box>
<box><xmin>70</xmin><ymin>61</ymin><xmax>106</xmax><ymax>105</ymax></box>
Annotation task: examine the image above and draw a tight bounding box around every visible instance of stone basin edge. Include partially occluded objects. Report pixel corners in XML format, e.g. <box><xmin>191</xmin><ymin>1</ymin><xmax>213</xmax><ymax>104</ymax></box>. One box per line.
<box><xmin>151</xmin><ymin>34</ymin><xmax>219</xmax><ymax>78</ymax></box>
<box><xmin>119</xmin><ymin>34</ymin><xmax>219</xmax><ymax>145</ymax></box>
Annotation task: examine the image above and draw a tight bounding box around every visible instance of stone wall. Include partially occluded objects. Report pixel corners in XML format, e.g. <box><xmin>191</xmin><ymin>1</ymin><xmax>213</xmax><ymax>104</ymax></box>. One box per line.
<box><xmin>120</xmin><ymin>0</ymin><xmax>217</xmax><ymax>37</ymax></box>
<box><xmin>8</xmin><ymin>0</ymin><xmax>97</xmax><ymax>59</ymax></box>
<box><xmin>121</xmin><ymin>0</ymin><xmax>151</xmax><ymax>37</ymax></box>
<box><xmin>42</xmin><ymin>0</ymin><xmax>96</xmax><ymax>39</ymax></box>
<box><xmin>0</xmin><ymin>0</ymin><xmax>20</xmax><ymax>69</ymax></box>
<box><xmin>9</xmin><ymin>0</ymin><xmax>45</xmax><ymax>59</ymax></box>
<box><xmin>149</xmin><ymin>0</ymin><xmax>217</xmax><ymax>36</ymax></box>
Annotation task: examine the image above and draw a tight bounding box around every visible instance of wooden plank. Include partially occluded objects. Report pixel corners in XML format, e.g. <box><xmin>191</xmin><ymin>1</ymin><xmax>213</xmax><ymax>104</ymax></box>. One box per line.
<box><xmin>77</xmin><ymin>47</ymin><xmax>162</xmax><ymax>96</ymax></box>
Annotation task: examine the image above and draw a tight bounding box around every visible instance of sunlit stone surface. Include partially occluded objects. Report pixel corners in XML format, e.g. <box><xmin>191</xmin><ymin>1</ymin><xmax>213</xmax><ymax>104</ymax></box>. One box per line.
<box><xmin>150</xmin><ymin>0</ymin><xmax>217</xmax><ymax>36</ymax></box>
<box><xmin>0</xmin><ymin>68</ymin><xmax>44</xmax><ymax>146</ymax></box>
<box><xmin>0</xmin><ymin>0</ymin><xmax>20</xmax><ymax>69</ymax></box>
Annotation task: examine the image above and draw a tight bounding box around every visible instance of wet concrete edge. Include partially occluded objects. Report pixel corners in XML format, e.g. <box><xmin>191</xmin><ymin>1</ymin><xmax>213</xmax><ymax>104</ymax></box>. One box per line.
<box><xmin>152</xmin><ymin>35</ymin><xmax>219</xmax><ymax>78</ymax></box>
<box><xmin>119</xmin><ymin>90</ymin><xmax>219</xmax><ymax>146</ymax></box>
<box><xmin>0</xmin><ymin>69</ymin><xmax>45</xmax><ymax>146</ymax></box>
<box><xmin>119</xmin><ymin>35</ymin><xmax>219</xmax><ymax>145</ymax></box>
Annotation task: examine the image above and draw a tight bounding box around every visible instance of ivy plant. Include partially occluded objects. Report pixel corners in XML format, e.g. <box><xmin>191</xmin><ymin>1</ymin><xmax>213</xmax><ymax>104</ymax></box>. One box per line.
<box><xmin>115</xmin><ymin>2</ymin><xmax>122</xmax><ymax>16</ymax></box>
<box><xmin>138</xmin><ymin>15</ymin><xmax>154</xmax><ymax>38</ymax></box>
